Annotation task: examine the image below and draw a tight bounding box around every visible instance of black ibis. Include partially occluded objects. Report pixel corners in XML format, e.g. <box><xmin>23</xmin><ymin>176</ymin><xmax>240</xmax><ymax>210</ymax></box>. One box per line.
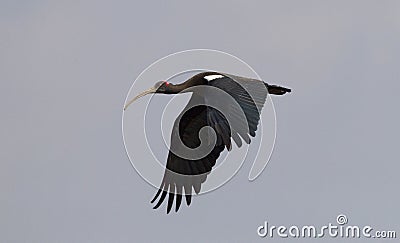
<box><xmin>124</xmin><ymin>71</ymin><xmax>291</xmax><ymax>213</ymax></box>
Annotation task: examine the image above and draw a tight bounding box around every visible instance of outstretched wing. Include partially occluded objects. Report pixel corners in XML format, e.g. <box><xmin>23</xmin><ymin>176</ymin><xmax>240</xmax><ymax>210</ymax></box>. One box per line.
<box><xmin>151</xmin><ymin>72</ymin><xmax>270</xmax><ymax>213</ymax></box>
<box><xmin>151</xmin><ymin>94</ymin><xmax>227</xmax><ymax>213</ymax></box>
<box><xmin>209</xmin><ymin>73</ymin><xmax>269</xmax><ymax>146</ymax></box>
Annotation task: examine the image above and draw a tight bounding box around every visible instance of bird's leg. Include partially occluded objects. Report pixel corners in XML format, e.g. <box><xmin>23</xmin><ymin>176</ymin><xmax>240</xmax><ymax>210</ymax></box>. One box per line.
<box><xmin>265</xmin><ymin>83</ymin><xmax>291</xmax><ymax>95</ymax></box>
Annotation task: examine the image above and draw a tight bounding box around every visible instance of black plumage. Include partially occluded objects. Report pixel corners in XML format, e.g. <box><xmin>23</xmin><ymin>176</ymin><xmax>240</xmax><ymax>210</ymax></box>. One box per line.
<box><xmin>124</xmin><ymin>71</ymin><xmax>291</xmax><ymax>213</ymax></box>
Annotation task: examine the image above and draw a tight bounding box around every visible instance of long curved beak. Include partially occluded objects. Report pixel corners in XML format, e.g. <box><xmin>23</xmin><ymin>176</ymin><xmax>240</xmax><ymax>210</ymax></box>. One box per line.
<box><xmin>124</xmin><ymin>87</ymin><xmax>157</xmax><ymax>110</ymax></box>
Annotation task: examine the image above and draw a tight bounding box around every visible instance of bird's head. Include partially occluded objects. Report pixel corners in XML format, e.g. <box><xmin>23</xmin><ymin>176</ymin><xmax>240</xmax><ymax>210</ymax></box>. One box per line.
<box><xmin>124</xmin><ymin>81</ymin><xmax>170</xmax><ymax>110</ymax></box>
<box><xmin>153</xmin><ymin>81</ymin><xmax>169</xmax><ymax>93</ymax></box>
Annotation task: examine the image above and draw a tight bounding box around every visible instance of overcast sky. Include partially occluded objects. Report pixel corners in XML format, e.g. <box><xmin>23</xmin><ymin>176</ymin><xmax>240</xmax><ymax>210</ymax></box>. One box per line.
<box><xmin>1</xmin><ymin>1</ymin><xmax>399</xmax><ymax>242</ymax></box>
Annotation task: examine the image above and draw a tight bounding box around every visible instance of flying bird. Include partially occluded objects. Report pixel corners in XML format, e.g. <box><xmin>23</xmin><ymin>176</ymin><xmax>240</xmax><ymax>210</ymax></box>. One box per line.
<box><xmin>124</xmin><ymin>71</ymin><xmax>291</xmax><ymax>213</ymax></box>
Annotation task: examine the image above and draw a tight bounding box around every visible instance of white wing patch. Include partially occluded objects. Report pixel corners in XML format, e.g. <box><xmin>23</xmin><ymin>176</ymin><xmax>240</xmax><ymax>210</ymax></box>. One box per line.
<box><xmin>204</xmin><ymin>74</ymin><xmax>224</xmax><ymax>81</ymax></box>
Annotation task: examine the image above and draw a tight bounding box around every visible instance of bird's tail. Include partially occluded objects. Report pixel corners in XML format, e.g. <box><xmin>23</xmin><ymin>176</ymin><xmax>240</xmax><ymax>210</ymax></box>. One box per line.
<box><xmin>265</xmin><ymin>83</ymin><xmax>291</xmax><ymax>95</ymax></box>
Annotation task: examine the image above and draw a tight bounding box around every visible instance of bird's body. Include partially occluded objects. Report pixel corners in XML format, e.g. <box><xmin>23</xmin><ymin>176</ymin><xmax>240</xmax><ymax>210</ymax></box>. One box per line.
<box><xmin>124</xmin><ymin>71</ymin><xmax>291</xmax><ymax>213</ymax></box>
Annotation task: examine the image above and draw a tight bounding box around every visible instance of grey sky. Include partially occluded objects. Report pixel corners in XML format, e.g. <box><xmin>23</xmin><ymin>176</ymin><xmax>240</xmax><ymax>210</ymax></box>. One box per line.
<box><xmin>1</xmin><ymin>1</ymin><xmax>399</xmax><ymax>242</ymax></box>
